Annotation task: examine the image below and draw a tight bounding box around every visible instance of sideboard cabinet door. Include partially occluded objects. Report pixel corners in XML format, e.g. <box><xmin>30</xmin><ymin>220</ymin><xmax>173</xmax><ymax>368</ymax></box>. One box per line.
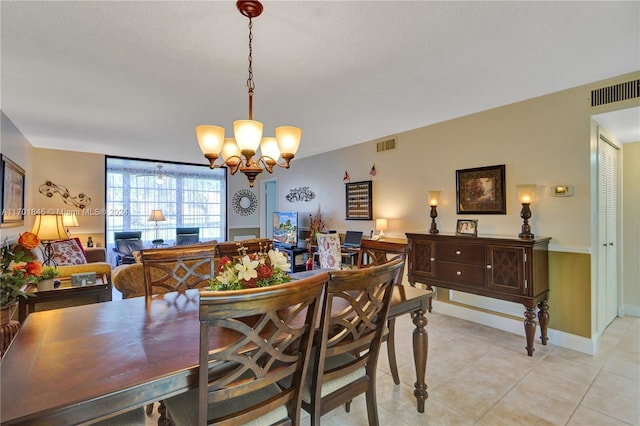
<box><xmin>409</xmin><ymin>238</ymin><xmax>435</xmax><ymax>281</ymax></box>
<box><xmin>487</xmin><ymin>245</ymin><xmax>526</xmax><ymax>296</ymax></box>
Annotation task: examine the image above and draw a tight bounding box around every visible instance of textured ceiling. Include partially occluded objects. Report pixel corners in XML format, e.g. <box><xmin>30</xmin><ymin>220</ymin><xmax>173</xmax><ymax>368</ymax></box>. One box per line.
<box><xmin>2</xmin><ymin>1</ymin><xmax>639</xmax><ymax>165</ymax></box>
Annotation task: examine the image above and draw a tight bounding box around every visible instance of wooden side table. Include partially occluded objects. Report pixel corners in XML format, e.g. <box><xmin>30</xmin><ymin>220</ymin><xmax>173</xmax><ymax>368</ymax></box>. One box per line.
<box><xmin>1</xmin><ymin>320</ymin><xmax>21</xmax><ymax>357</ymax></box>
<box><xmin>18</xmin><ymin>273</ymin><xmax>111</xmax><ymax>322</ymax></box>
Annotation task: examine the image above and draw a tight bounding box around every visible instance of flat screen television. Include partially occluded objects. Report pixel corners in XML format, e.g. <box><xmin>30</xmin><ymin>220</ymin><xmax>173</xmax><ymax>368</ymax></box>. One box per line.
<box><xmin>272</xmin><ymin>211</ymin><xmax>298</xmax><ymax>248</ymax></box>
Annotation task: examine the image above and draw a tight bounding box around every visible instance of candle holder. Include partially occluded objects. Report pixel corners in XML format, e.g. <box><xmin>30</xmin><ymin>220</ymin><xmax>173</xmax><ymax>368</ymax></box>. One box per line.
<box><xmin>427</xmin><ymin>190</ymin><xmax>441</xmax><ymax>234</ymax></box>
<box><xmin>516</xmin><ymin>184</ymin><xmax>536</xmax><ymax>240</ymax></box>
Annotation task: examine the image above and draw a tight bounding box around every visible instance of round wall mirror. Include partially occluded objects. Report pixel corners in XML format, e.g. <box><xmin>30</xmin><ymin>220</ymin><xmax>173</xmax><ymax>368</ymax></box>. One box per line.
<box><xmin>232</xmin><ymin>189</ymin><xmax>258</xmax><ymax>216</ymax></box>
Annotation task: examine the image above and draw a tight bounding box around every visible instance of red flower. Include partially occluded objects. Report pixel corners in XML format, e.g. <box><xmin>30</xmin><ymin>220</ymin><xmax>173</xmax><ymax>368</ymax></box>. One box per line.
<box><xmin>25</xmin><ymin>261</ymin><xmax>43</xmax><ymax>277</ymax></box>
<box><xmin>257</xmin><ymin>264</ymin><xmax>273</xmax><ymax>279</ymax></box>
<box><xmin>18</xmin><ymin>232</ymin><xmax>40</xmax><ymax>250</ymax></box>
<box><xmin>243</xmin><ymin>278</ymin><xmax>258</xmax><ymax>288</ymax></box>
<box><xmin>218</xmin><ymin>256</ymin><xmax>232</xmax><ymax>273</ymax></box>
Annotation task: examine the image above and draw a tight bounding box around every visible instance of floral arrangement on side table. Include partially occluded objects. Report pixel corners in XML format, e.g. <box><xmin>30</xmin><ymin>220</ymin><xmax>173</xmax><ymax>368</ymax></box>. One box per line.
<box><xmin>210</xmin><ymin>248</ymin><xmax>292</xmax><ymax>291</ymax></box>
<box><xmin>308</xmin><ymin>208</ymin><xmax>326</xmax><ymax>247</ymax></box>
<box><xmin>1</xmin><ymin>232</ymin><xmax>41</xmax><ymax>308</ymax></box>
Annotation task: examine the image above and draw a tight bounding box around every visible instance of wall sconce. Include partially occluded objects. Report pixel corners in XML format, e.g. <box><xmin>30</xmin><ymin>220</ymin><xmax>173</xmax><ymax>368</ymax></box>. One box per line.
<box><xmin>516</xmin><ymin>184</ymin><xmax>537</xmax><ymax>240</ymax></box>
<box><xmin>31</xmin><ymin>214</ymin><xmax>67</xmax><ymax>266</ymax></box>
<box><xmin>427</xmin><ymin>190</ymin><xmax>441</xmax><ymax>234</ymax></box>
<box><xmin>375</xmin><ymin>218</ymin><xmax>388</xmax><ymax>239</ymax></box>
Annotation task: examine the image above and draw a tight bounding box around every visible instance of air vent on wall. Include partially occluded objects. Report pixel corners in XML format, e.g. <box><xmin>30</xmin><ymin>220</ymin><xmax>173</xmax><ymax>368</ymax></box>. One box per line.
<box><xmin>376</xmin><ymin>138</ymin><xmax>397</xmax><ymax>152</ymax></box>
<box><xmin>591</xmin><ymin>79</ymin><xmax>640</xmax><ymax>107</ymax></box>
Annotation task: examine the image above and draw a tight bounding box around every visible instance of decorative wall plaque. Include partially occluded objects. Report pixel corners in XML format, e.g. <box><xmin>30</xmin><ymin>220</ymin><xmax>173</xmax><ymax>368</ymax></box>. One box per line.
<box><xmin>345</xmin><ymin>181</ymin><xmax>372</xmax><ymax>220</ymax></box>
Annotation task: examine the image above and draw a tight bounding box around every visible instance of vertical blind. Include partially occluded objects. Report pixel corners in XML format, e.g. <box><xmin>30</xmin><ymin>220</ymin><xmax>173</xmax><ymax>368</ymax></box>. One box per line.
<box><xmin>106</xmin><ymin>157</ymin><xmax>227</xmax><ymax>245</ymax></box>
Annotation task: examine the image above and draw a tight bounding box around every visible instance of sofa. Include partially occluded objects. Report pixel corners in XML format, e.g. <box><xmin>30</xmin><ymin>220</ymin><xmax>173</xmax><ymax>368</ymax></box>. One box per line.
<box><xmin>112</xmin><ymin>238</ymin><xmax>273</xmax><ymax>299</ymax></box>
<box><xmin>21</xmin><ymin>238</ymin><xmax>113</xmax><ymax>283</ymax></box>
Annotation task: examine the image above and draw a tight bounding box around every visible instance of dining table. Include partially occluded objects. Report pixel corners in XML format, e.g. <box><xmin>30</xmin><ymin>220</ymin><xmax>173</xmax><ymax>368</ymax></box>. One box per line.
<box><xmin>0</xmin><ymin>279</ymin><xmax>432</xmax><ymax>425</ymax></box>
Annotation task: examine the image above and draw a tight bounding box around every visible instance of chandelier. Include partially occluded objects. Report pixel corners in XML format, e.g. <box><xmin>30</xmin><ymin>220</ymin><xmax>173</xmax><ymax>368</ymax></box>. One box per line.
<box><xmin>196</xmin><ymin>0</ymin><xmax>301</xmax><ymax>187</ymax></box>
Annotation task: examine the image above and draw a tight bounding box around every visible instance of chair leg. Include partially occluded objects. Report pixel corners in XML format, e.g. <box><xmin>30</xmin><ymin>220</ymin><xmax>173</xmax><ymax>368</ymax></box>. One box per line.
<box><xmin>365</xmin><ymin>389</ymin><xmax>380</xmax><ymax>426</ymax></box>
<box><xmin>345</xmin><ymin>400</ymin><xmax>352</xmax><ymax>412</ymax></box>
<box><xmin>145</xmin><ymin>403</ymin><xmax>154</xmax><ymax>415</ymax></box>
<box><xmin>387</xmin><ymin>318</ymin><xmax>400</xmax><ymax>385</ymax></box>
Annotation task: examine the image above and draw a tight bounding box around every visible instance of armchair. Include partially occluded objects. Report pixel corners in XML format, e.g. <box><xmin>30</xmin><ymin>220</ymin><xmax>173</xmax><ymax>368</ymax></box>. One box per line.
<box><xmin>175</xmin><ymin>227</ymin><xmax>200</xmax><ymax>246</ymax></box>
<box><xmin>113</xmin><ymin>232</ymin><xmax>143</xmax><ymax>266</ymax></box>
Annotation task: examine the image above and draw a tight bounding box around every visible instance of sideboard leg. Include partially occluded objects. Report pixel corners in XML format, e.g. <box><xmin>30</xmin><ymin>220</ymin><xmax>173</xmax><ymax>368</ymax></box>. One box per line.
<box><xmin>411</xmin><ymin>309</ymin><xmax>429</xmax><ymax>412</ymax></box>
<box><xmin>538</xmin><ymin>299</ymin><xmax>549</xmax><ymax>345</ymax></box>
<box><xmin>524</xmin><ymin>307</ymin><xmax>537</xmax><ymax>356</ymax></box>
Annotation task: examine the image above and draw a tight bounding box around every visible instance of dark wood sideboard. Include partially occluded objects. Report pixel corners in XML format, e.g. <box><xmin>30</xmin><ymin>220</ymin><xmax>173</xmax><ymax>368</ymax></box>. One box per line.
<box><xmin>406</xmin><ymin>233</ymin><xmax>551</xmax><ymax>356</ymax></box>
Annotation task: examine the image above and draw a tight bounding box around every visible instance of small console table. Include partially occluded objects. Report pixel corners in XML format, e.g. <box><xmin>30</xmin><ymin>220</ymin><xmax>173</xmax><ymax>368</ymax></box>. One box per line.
<box><xmin>406</xmin><ymin>233</ymin><xmax>551</xmax><ymax>356</ymax></box>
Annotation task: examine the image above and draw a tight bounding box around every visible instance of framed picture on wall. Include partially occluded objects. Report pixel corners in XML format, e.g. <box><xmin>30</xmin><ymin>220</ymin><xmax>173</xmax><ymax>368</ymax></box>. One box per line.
<box><xmin>345</xmin><ymin>181</ymin><xmax>372</xmax><ymax>220</ymax></box>
<box><xmin>1</xmin><ymin>154</ymin><xmax>26</xmax><ymax>228</ymax></box>
<box><xmin>456</xmin><ymin>164</ymin><xmax>506</xmax><ymax>214</ymax></box>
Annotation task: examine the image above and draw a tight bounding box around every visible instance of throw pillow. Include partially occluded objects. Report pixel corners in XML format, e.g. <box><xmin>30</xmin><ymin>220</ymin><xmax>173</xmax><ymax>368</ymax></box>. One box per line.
<box><xmin>51</xmin><ymin>239</ymin><xmax>88</xmax><ymax>266</ymax></box>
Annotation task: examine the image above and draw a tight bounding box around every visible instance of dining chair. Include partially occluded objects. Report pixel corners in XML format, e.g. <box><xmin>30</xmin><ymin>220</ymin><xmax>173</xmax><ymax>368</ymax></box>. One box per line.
<box><xmin>140</xmin><ymin>244</ymin><xmax>217</xmax><ymax>299</ymax></box>
<box><xmin>316</xmin><ymin>233</ymin><xmax>343</xmax><ymax>270</ymax></box>
<box><xmin>140</xmin><ymin>243</ymin><xmax>217</xmax><ymax>420</ymax></box>
<box><xmin>215</xmin><ymin>238</ymin><xmax>273</xmax><ymax>259</ymax></box>
<box><xmin>357</xmin><ymin>239</ymin><xmax>410</xmax><ymax>385</ymax></box>
<box><xmin>302</xmin><ymin>259</ymin><xmax>404</xmax><ymax>426</ymax></box>
<box><xmin>163</xmin><ymin>272</ymin><xmax>330</xmax><ymax>426</ymax></box>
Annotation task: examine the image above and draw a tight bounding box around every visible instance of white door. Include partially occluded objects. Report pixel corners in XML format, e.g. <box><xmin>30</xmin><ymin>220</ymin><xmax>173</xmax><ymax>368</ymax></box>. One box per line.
<box><xmin>261</xmin><ymin>179</ymin><xmax>277</xmax><ymax>239</ymax></box>
<box><xmin>597</xmin><ymin>133</ymin><xmax>619</xmax><ymax>331</ymax></box>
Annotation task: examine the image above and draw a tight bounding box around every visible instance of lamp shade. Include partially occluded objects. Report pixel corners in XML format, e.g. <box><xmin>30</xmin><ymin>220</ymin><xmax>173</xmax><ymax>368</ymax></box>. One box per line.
<box><xmin>233</xmin><ymin>120</ymin><xmax>263</xmax><ymax>152</ymax></box>
<box><xmin>275</xmin><ymin>126</ymin><xmax>302</xmax><ymax>155</ymax></box>
<box><xmin>375</xmin><ymin>218</ymin><xmax>388</xmax><ymax>232</ymax></box>
<box><xmin>62</xmin><ymin>213</ymin><xmax>79</xmax><ymax>228</ymax></box>
<box><xmin>31</xmin><ymin>214</ymin><xmax>67</xmax><ymax>241</ymax></box>
<box><xmin>222</xmin><ymin>138</ymin><xmax>242</xmax><ymax>166</ymax></box>
<box><xmin>427</xmin><ymin>190</ymin><xmax>441</xmax><ymax>206</ymax></box>
<box><xmin>148</xmin><ymin>210</ymin><xmax>166</xmax><ymax>222</ymax></box>
<box><xmin>516</xmin><ymin>184</ymin><xmax>537</xmax><ymax>204</ymax></box>
<box><xmin>196</xmin><ymin>125</ymin><xmax>225</xmax><ymax>156</ymax></box>
<box><xmin>260</xmin><ymin>137</ymin><xmax>281</xmax><ymax>163</ymax></box>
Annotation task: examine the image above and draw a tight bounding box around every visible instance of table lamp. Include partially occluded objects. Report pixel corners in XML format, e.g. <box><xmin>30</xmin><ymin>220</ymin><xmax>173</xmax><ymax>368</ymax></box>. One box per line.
<box><xmin>427</xmin><ymin>190</ymin><xmax>441</xmax><ymax>234</ymax></box>
<box><xmin>31</xmin><ymin>214</ymin><xmax>67</xmax><ymax>266</ymax></box>
<box><xmin>148</xmin><ymin>210</ymin><xmax>166</xmax><ymax>244</ymax></box>
<box><xmin>375</xmin><ymin>218</ymin><xmax>388</xmax><ymax>239</ymax></box>
<box><xmin>62</xmin><ymin>212</ymin><xmax>79</xmax><ymax>236</ymax></box>
<box><xmin>516</xmin><ymin>184</ymin><xmax>537</xmax><ymax>240</ymax></box>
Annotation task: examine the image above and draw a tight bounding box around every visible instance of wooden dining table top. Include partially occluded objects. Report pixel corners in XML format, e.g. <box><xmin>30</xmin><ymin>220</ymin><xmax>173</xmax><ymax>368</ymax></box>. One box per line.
<box><xmin>0</xmin><ymin>284</ymin><xmax>431</xmax><ymax>425</ymax></box>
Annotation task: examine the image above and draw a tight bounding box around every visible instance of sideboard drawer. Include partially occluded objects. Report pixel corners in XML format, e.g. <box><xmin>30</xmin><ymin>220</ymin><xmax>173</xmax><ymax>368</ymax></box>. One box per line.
<box><xmin>436</xmin><ymin>242</ymin><xmax>485</xmax><ymax>265</ymax></box>
<box><xmin>435</xmin><ymin>262</ymin><xmax>486</xmax><ymax>287</ymax></box>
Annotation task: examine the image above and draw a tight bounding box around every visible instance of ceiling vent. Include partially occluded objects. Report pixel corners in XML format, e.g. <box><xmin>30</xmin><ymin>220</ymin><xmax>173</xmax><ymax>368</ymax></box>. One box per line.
<box><xmin>591</xmin><ymin>79</ymin><xmax>639</xmax><ymax>107</ymax></box>
<box><xmin>376</xmin><ymin>138</ymin><xmax>397</xmax><ymax>153</ymax></box>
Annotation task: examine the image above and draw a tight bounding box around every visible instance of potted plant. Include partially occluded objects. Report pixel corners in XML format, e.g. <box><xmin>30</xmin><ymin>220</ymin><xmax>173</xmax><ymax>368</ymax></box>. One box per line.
<box><xmin>1</xmin><ymin>232</ymin><xmax>41</xmax><ymax>325</ymax></box>
<box><xmin>37</xmin><ymin>266</ymin><xmax>60</xmax><ymax>291</ymax></box>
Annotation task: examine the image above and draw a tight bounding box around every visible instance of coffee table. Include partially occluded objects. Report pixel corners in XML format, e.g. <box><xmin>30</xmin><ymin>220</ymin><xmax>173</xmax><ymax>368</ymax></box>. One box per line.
<box><xmin>18</xmin><ymin>273</ymin><xmax>111</xmax><ymax>322</ymax></box>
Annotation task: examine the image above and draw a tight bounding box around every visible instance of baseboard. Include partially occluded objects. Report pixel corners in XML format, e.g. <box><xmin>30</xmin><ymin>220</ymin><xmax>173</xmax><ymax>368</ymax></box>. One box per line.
<box><xmin>432</xmin><ymin>300</ymin><xmax>596</xmax><ymax>355</ymax></box>
<box><xmin>623</xmin><ymin>304</ymin><xmax>640</xmax><ymax>317</ymax></box>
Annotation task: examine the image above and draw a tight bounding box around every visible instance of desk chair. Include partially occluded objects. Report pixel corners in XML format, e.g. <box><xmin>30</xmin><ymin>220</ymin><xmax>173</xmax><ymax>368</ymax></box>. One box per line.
<box><xmin>164</xmin><ymin>273</ymin><xmax>329</xmax><ymax>426</ymax></box>
<box><xmin>302</xmin><ymin>259</ymin><xmax>403</xmax><ymax>426</ymax></box>
<box><xmin>175</xmin><ymin>227</ymin><xmax>200</xmax><ymax>246</ymax></box>
<box><xmin>357</xmin><ymin>239</ymin><xmax>410</xmax><ymax>385</ymax></box>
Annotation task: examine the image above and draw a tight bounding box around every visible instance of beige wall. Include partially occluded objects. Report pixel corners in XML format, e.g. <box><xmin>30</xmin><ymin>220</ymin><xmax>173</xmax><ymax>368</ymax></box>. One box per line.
<box><xmin>265</xmin><ymin>71</ymin><xmax>640</xmax><ymax>347</ymax></box>
<box><xmin>623</xmin><ymin>141</ymin><xmax>640</xmax><ymax>316</ymax></box>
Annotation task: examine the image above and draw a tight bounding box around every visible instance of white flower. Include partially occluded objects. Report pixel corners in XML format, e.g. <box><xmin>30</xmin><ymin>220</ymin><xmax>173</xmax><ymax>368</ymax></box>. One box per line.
<box><xmin>268</xmin><ymin>249</ymin><xmax>291</xmax><ymax>272</ymax></box>
<box><xmin>234</xmin><ymin>255</ymin><xmax>259</xmax><ymax>281</ymax></box>
<box><xmin>216</xmin><ymin>267</ymin><xmax>237</xmax><ymax>285</ymax></box>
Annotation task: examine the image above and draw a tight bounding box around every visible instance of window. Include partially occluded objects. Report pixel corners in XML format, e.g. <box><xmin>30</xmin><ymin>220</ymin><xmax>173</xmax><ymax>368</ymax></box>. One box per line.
<box><xmin>106</xmin><ymin>157</ymin><xmax>227</xmax><ymax>246</ymax></box>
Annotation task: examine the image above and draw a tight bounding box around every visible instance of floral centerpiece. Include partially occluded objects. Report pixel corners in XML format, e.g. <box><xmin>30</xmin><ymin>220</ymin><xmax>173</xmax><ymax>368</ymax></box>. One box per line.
<box><xmin>210</xmin><ymin>248</ymin><xmax>292</xmax><ymax>291</ymax></box>
<box><xmin>1</xmin><ymin>232</ymin><xmax>41</xmax><ymax>321</ymax></box>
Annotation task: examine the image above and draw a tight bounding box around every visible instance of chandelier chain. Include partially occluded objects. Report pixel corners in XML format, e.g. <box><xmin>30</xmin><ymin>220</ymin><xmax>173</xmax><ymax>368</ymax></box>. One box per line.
<box><xmin>247</xmin><ymin>18</ymin><xmax>255</xmax><ymax>94</ymax></box>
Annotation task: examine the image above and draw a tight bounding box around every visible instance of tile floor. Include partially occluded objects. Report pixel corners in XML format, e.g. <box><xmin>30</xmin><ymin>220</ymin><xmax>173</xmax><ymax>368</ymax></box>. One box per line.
<box><xmin>144</xmin><ymin>311</ymin><xmax>639</xmax><ymax>426</ymax></box>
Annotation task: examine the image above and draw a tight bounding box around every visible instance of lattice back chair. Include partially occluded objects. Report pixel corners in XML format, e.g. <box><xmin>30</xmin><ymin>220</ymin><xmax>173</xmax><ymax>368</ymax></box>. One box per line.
<box><xmin>215</xmin><ymin>238</ymin><xmax>273</xmax><ymax>260</ymax></box>
<box><xmin>357</xmin><ymin>239</ymin><xmax>410</xmax><ymax>385</ymax></box>
<box><xmin>140</xmin><ymin>244</ymin><xmax>217</xmax><ymax>300</ymax></box>
<box><xmin>163</xmin><ymin>272</ymin><xmax>330</xmax><ymax>426</ymax></box>
<box><xmin>302</xmin><ymin>259</ymin><xmax>404</xmax><ymax>426</ymax></box>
